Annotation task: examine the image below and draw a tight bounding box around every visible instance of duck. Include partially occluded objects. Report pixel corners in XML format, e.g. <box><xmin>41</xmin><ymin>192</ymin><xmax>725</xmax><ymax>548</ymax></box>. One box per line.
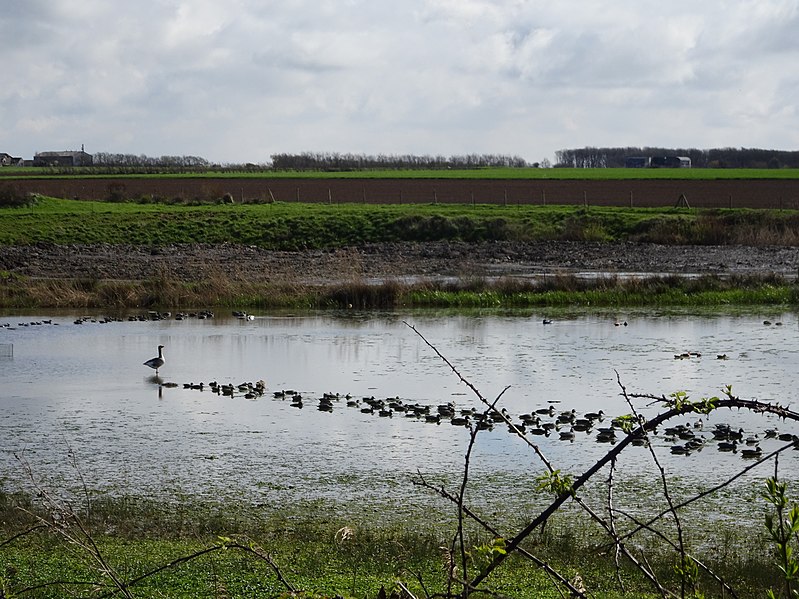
<box><xmin>143</xmin><ymin>345</ymin><xmax>165</xmax><ymax>375</ymax></box>
<box><xmin>584</xmin><ymin>410</ymin><xmax>605</xmax><ymax>421</ymax></box>
<box><xmin>740</xmin><ymin>446</ymin><xmax>762</xmax><ymax>459</ymax></box>
<box><xmin>450</xmin><ymin>415</ymin><xmax>471</xmax><ymax>427</ymax></box>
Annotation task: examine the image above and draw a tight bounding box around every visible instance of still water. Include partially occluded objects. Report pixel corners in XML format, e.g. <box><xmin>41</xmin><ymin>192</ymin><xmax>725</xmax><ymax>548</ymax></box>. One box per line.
<box><xmin>1</xmin><ymin>308</ymin><xmax>798</xmax><ymax>518</ymax></box>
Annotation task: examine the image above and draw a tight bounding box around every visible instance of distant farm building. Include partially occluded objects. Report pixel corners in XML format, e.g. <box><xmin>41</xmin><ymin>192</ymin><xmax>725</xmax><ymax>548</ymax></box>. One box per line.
<box><xmin>33</xmin><ymin>148</ymin><xmax>93</xmax><ymax>167</ymax></box>
<box><xmin>0</xmin><ymin>152</ymin><xmax>23</xmax><ymax>166</ymax></box>
<box><xmin>650</xmin><ymin>156</ymin><xmax>691</xmax><ymax>168</ymax></box>
<box><xmin>624</xmin><ymin>156</ymin><xmax>651</xmax><ymax>168</ymax></box>
<box><xmin>625</xmin><ymin>155</ymin><xmax>691</xmax><ymax>168</ymax></box>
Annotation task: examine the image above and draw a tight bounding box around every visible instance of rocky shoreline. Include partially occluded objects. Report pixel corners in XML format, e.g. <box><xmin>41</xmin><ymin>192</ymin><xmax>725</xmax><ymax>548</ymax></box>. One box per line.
<box><xmin>2</xmin><ymin>241</ymin><xmax>798</xmax><ymax>284</ymax></box>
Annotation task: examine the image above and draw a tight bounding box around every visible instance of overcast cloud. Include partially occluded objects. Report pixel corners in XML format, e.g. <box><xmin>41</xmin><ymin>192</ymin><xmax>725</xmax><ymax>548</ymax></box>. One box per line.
<box><xmin>2</xmin><ymin>0</ymin><xmax>798</xmax><ymax>164</ymax></box>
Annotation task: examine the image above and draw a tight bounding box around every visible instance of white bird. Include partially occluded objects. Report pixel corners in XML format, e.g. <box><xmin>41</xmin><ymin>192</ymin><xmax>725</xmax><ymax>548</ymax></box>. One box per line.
<box><xmin>143</xmin><ymin>345</ymin><xmax>165</xmax><ymax>374</ymax></box>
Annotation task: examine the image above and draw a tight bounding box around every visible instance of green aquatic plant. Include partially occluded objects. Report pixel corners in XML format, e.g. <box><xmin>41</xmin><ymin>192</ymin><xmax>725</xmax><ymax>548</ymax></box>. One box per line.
<box><xmin>765</xmin><ymin>474</ymin><xmax>799</xmax><ymax>598</ymax></box>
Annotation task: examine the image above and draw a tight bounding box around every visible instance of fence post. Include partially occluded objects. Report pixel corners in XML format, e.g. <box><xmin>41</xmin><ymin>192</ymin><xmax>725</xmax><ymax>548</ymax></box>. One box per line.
<box><xmin>328</xmin><ymin>188</ymin><xmax>332</xmax><ymax>204</ymax></box>
<box><xmin>630</xmin><ymin>191</ymin><xmax>633</xmax><ymax>207</ymax></box>
<box><xmin>296</xmin><ymin>187</ymin><xmax>300</xmax><ymax>202</ymax></box>
<box><xmin>583</xmin><ymin>191</ymin><xmax>588</xmax><ymax>208</ymax></box>
<box><xmin>542</xmin><ymin>190</ymin><xmax>546</xmax><ymax>206</ymax></box>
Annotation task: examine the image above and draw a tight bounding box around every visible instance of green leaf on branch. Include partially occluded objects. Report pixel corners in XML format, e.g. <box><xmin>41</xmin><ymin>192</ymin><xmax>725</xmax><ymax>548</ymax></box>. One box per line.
<box><xmin>535</xmin><ymin>469</ymin><xmax>575</xmax><ymax>498</ymax></box>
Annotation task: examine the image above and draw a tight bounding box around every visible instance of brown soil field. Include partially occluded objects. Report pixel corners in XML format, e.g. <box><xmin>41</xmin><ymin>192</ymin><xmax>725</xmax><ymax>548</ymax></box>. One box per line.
<box><xmin>4</xmin><ymin>177</ymin><xmax>799</xmax><ymax>209</ymax></box>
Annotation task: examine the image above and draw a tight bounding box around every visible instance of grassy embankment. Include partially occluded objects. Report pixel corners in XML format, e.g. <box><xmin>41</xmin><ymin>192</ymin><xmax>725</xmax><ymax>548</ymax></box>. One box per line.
<box><xmin>2</xmin><ymin>195</ymin><xmax>799</xmax><ymax>309</ymax></box>
<box><xmin>0</xmin><ymin>486</ymin><xmax>781</xmax><ymax>598</ymax></box>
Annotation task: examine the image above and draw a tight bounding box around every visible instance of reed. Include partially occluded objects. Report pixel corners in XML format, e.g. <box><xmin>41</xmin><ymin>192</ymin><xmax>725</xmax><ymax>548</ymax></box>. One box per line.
<box><xmin>2</xmin><ymin>271</ymin><xmax>797</xmax><ymax>309</ymax></box>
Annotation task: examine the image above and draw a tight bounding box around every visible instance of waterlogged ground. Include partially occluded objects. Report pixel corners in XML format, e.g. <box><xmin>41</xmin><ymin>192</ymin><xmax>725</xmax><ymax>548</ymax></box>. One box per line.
<box><xmin>1</xmin><ymin>308</ymin><xmax>798</xmax><ymax>531</ymax></box>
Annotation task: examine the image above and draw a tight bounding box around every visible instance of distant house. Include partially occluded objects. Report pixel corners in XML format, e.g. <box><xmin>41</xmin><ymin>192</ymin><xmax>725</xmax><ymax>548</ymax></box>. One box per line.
<box><xmin>0</xmin><ymin>152</ymin><xmax>23</xmax><ymax>166</ymax></box>
<box><xmin>33</xmin><ymin>147</ymin><xmax>93</xmax><ymax>167</ymax></box>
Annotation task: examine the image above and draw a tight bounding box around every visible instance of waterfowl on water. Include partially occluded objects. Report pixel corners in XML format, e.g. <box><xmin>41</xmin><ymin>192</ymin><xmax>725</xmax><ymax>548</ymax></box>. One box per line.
<box><xmin>143</xmin><ymin>345</ymin><xmax>165</xmax><ymax>374</ymax></box>
<box><xmin>670</xmin><ymin>444</ymin><xmax>691</xmax><ymax>455</ymax></box>
<box><xmin>559</xmin><ymin>428</ymin><xmax>575</xmax><ymax>441</ymax></box>
<box><xmin>584</xmin><ymin>410</ymin><xmax>605</xmax><ymax>421</ymax></box>
<box><xmin>740</xmin><ymin>446</ymin><xmax>762</xmax><ymax>459</ymax></box>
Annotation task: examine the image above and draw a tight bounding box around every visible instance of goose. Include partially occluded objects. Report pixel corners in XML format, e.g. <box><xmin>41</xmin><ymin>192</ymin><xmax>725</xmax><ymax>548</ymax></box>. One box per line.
<box><xmin>143</xmin><ymin>345</ymin><xmax>165</xmax><ymax>375</ymax></box>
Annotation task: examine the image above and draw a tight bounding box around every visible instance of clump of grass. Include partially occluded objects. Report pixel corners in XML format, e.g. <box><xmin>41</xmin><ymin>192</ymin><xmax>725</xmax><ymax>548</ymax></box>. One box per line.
<box><xmin>321</xmin><ymin>279</ymin><xmax>403</xmax><ymax>309</ymax></box>
<box><xmin>2</xmin><ymin>270</ymin><xmax>798</xmax><ymax>309</ymax></box>
<box><xmin>0</xmin><ymin>185</ymin><xmax>38</xmax><ymax>208</ymax></box>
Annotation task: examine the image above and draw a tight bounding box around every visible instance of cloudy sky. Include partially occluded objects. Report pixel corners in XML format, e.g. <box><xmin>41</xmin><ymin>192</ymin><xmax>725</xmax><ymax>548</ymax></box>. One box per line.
<box><xmin>2</xmin><ymin>0</ymin><xmax>798</xmax><ymax>165</ymax></box>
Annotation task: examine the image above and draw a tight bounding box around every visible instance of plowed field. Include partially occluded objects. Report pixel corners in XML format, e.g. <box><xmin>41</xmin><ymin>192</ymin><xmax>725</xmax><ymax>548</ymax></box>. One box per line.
<box><xmin>6</xmin><ymin>177</ymin><xmax>799</xmax><ymax>209</ymax></box>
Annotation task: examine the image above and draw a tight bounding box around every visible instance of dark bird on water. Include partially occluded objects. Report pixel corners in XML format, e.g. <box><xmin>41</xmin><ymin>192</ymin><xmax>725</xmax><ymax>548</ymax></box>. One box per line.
<box><xmin>143</xmin><ymin>345</ymin><xmax>165</xmax><ymax>375</ymax></box>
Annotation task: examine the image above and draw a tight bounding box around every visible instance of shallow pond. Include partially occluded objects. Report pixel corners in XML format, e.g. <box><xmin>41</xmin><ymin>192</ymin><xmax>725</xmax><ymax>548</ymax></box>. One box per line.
<box><xmin>1</xmin><ymin>307</ymin><xmax>798</xmax><ymax>522</ymax></box>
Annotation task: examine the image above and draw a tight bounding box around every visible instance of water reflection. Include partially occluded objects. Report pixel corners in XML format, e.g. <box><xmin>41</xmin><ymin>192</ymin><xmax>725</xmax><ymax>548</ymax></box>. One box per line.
<box><xmin>1</xmin><ymin>309</ymin><xmax>797</xmax><ymax>512</ymax></box>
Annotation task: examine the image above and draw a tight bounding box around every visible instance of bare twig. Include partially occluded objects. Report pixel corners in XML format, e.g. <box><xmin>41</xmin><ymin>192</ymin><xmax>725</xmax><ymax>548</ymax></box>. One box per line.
<box><xmin>14</xmin><ymin>451</ymin><xmax>134</xmax><ymax>598</ymax></box>
<box><xmin>606</xmin><ymin>457</ymin><xmax>625</xmax><ymax>592</ymax></box>
<box><xmin>0</xmin><ymin>523</ymin><xmax>47</xmax><ymax>549</ymax></box>
<box><xmin>413</xmin><ymin>472</ymin><xmax>583</xmax><ymax>598</ymax></box>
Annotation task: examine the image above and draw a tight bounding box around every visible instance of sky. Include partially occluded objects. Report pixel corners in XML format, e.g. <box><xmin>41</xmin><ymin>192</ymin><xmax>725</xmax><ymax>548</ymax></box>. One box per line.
<box><xmin>2</xmin><ymin>0</ymin><xmax>798</xmax><ymax>165</ymax></box>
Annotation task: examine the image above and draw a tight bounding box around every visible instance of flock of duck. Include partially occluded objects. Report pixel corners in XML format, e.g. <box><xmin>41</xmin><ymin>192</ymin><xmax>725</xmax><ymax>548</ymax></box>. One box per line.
<box><xmin>166</xmin><ymin>374</ymin><xmax>795</xmax><ymax>460</ymax></box>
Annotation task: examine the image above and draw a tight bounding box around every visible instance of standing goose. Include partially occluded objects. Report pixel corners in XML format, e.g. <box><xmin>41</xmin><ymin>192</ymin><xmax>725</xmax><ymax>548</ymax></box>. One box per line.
<box><xmin>144</xmin><ymin>345</ymin><xmax>165</xmax><ymax>375</ymax></box>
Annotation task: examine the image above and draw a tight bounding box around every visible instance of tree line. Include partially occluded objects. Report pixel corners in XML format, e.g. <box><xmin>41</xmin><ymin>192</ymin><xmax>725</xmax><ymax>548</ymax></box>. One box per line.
<box><xmin>555</xmin><ymin>146</ymin><xmax>799</xmax><ymax>169</ymax></box>
<box><xmin>93</xmin><ymin>153</ymin><xmax>212</xmax><ymax>168</ymax></box>
<box><xmin>270</xmin><ymin>152</ymin><xmax>530</xmax><ymax>170</ymax></box>
<box><xmin>90</xmin><ymin>148</ymin><xmax>799</xmax><ymax>170</ymax></box>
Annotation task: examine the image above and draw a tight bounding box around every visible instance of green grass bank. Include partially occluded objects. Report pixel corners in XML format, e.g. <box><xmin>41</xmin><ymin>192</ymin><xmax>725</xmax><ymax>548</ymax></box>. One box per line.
<box><xmin>4</xmin><ymin>196</ymin><xmax>799</xmax><ymax>247</ymax></box>
<box><xmin>3</xmin><ymin>197</ymin><xmax>799</xmax><ymax>309</ymax></box>
<box><xmin>0</xmin><ymin>488</ymin><xmax>782</xmax><ymax>599</ymax></box>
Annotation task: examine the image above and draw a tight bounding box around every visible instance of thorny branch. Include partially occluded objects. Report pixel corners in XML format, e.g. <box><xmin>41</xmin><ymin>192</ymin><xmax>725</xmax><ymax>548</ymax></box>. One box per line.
<box><xmin>406</xmin><ymin>321</ymin><xmax>799</xmax><ymax>599</ymax></box>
